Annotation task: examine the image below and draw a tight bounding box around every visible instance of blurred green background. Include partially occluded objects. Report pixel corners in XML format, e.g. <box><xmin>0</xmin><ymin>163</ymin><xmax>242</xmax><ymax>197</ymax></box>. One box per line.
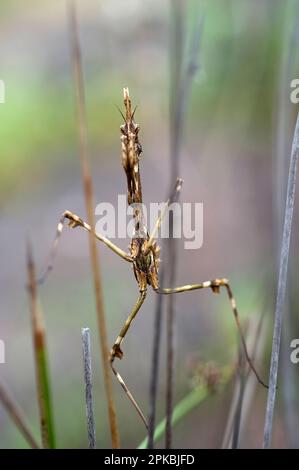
<box><xmin>1</xmin><ymin>0</ymin><xmax>299</xmax><ymax>449</ymax></box>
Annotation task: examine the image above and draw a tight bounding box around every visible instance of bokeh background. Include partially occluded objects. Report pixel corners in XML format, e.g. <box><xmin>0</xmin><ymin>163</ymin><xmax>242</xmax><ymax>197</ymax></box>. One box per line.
<box><xmin>1</xmin><ymin>0</ymin><xmax>299</xmax><ymax>449</ymax></box>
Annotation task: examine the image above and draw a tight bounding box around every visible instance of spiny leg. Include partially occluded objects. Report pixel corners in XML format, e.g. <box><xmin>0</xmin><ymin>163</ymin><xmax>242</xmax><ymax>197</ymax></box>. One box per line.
<box><xmin>38</xmin><ymin>210</ymin><xmax>132</xmax><ymax>284</ymax></box>
<box><xmin>155</xmin><ymin>278</ymin><xmax>268</xmax><ymax>389</ymax></box>
<box><xmin>109</xmin><ymin>289</ymin><xmax>148</xmax><ymax>428</ymax></box>
<box><xmin>145</xmin><ymin>177</ymin><xmax>183</xmax><ymax>253</ymax></box>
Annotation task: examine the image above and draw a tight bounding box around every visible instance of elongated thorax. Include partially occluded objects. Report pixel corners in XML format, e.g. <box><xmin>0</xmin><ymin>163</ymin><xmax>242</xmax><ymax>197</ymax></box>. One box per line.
<box><xmin>120</xmin><ymin>87</ymin><xmax>143</xmax><ymax>206</ymax></box>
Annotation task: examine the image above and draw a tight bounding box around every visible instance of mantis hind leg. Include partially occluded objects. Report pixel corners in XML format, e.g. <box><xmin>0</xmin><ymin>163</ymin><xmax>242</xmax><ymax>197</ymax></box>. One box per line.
<box><xmin>109</xmin><ymin>289</ymin><xmax>148</xmax><ymax>429</ymax></box>
<box><xmin>155</xmin><ymin>278</ymin><xmax>268</xmax><ymax>389</ymax></box>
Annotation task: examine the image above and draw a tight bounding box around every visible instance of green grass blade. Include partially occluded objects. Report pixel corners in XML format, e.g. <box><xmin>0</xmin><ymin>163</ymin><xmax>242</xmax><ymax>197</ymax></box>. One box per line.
<box><xmin>27</xmin><ymin>241</ymin><xmax>56</xmax><ymax>449</ymax></box>
<box><xmin>139</xmin><ymin>366</ymin><xmax>233</xmax><ymax>449</ymax></box>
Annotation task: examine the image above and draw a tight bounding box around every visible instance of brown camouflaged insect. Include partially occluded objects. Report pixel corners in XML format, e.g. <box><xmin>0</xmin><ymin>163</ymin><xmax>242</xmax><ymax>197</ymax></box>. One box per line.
<box><xmin>39</xmin><ymin>88</ymin><xmax>266</xmax><ymax>428</ymax></box>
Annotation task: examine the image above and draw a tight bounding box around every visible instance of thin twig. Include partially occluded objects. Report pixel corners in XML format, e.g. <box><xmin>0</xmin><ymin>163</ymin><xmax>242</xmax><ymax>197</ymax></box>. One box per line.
<box><xmin>263</xmin><ymin>109</ymin><xmax>299</xmax><ymax>448</ymax></box>
<box><xmin>81</xmin><ymin>328</ymin><xmax>96</xmax><ymax>449</ymax></box>
<box><xmin>238</xmin><ymin>312</ymin><xmax>268</xmax><ymax>447</ymax></box>
<box><xmin>27</xmin><ymin>241</ymin><xmax>55</xmax><ymax>449</ymax></box>
<box><xmin>169</xmin><ymin>0</ymin><xmax>186</xmax><ymax>180</ymax></box>
<box><xmin>165</xmin><ymin>1</ymin><xmax>203</xmax><ymax>449</ymax></box>
<box><xmin>148</xmin><ymin>0</ymin><xmax>186</xmax><ymax>449</ymax></box>
<box><xmin>147</xmin><ymin>282</ymin><xmax>164</xmax><ymax>449</ymax></box>
<box><xmin>67</xmin><ymin>0</ymin><xmax>120</xmax><ymax>448</ymax></box>
<box><xmin>231</xmin><ymin>357</ymin><xmax>246</xmax><ymax>449</ymax></box>
<box><xmin>148</xmin><ymin>1</ymin><xmax>199</xmax><ymax>447</ymax></box>
<box><xmin>165</xmin><ymin>0</ymin><xmax>186</xmax><ymax>450</ymax></box>
<box><xmin>231</xmin><ymin>318</ymin><xmax>254</xmax><ymax>448</ymax></box>
<box><xmin>0</xmin><ymin>381</ymin><xmax>39</xmax><ymax>449</ymax></box>
<box><xmin>221</xmin><ymin>310</ymin><xmax>268</xmax><ymax>449</ymax></box>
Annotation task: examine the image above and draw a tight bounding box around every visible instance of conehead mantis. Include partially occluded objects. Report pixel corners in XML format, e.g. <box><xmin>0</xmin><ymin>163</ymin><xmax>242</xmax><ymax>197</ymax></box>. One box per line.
<box><xmin>39</xmin><ymin>88</ymin><xmax>267</xmax><ymax>429</ymax></box>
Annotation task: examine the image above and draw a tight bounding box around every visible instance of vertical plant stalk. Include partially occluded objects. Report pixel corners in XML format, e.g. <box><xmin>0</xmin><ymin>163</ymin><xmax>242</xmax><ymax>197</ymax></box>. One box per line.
<box><xmin>67</xmin><ymin>0</ymin><xmax>120</xmax><ymax>448</ymax></box>
<box><xmin>231</xmin><ymin>359</ymin><xmax>246</xmax><ymax>449</ymax></box>
<box><xmin>147</xmin><ymin>0</ymin><xmax>183</xmax><ymax>448</ymax></box>
<box><xmin>0</xmin><ymin>381</ymin><xmax>39</xmax><ymax>449</ymax></box>
<box><xmin>147</xmin><ymin>278</ymin><xmax>164</xmax><ymax>449</ymax></box>
<box><xmin>82</xmin><ymin>328</ymin><xmax>96</xmax><ymax>449</ymax></box>
<box><xmin>275</xmin><ymin>3</ymin><xmax>299</xmax><ymax>448</ymax></box>
<box><xmin>148</xmin><ymin>2</ymin><xmax>203</xmax><ymax>450</ymax></box>
<box><xmin>27</xmin><ymin>241</ymin><xmax>55</xmax><ymax>449</ymax></box>
<box><xmin>221</xmin><ymin>311</ymin><xmax>267</xmax><ymax>448</ymax></box>
<box><xmin>165</xmin><ymin>1</ymin><xmax>203</xmax><ymax>449</ymax></box>
<box><xmin>142</xmin><ymin>365</ymin><xmax>233</xmax><ymax>449</ymax></box>
<box><xmin>237</xmin><ymin>312</ymin><xmax>268</xmax><ymax>446</ymax></box>
<box><xmin>231</xmin><ymin>320</ymin><xmax>250</xmax><ymax>449</ymax></box>
<box><xmin>164</xmin><ymin>227</ymin><xmax>179</xmax><ymax>450</ymax></box>
<box><xmin>263</xmin><ymin>110</ymin><xmax>299</xmax><ymax>448</ymax></box>
<box><xmin>164</xmin><ymin>0</ymin><xmax>186</xmax><ymax>450</ymax></box>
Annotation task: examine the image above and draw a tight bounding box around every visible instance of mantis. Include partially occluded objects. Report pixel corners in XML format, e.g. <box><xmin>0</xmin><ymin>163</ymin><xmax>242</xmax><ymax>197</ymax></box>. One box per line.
<box><xmin>39</xmin><ymin>88</ymin><xmax>267</xmax><ymax>429</ymax></box>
